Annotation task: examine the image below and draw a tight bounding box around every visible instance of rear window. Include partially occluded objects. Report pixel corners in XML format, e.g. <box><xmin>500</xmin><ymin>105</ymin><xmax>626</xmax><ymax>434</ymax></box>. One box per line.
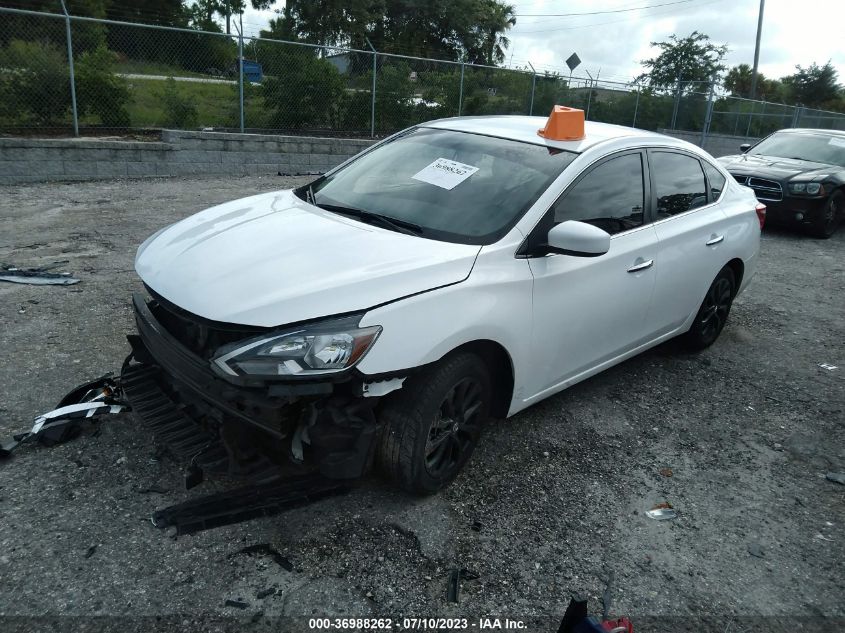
<box><xmin>309</xmin><ymin>127</ymin><xmax>577</xmax><ymax>245</ymax></box>
<box><xmin>702</xmin><ymin>161</ymin><xmax>726</xmax><ymax>202</ymax></box>
<box><xmin>650</xmin><ymin>152</ymin><xmax>708</xmax><ymax>218</ymax></box>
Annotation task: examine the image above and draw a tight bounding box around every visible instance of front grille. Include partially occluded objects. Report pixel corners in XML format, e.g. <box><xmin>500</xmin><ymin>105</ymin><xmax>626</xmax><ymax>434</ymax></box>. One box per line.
<box><xmin>731</xmin><ymin>174</ymin><xmax>783</xmax><ymax>202</ymax></box>
<box><xmin>146</xmin><ymin>291</ymin><xmax>267</xmax><ymax>359</ymax></box>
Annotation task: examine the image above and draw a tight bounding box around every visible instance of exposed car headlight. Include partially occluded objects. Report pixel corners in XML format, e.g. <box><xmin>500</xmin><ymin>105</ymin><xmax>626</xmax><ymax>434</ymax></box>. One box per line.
<box><xmin>211</xmin><ymin>316</ymin><xmax>381</xmax><ymax>378</ymax></box>
<box><xmin>788</xmin><ymin>182</ymin><xmax>824</xmax><ymax>195</ymax></box>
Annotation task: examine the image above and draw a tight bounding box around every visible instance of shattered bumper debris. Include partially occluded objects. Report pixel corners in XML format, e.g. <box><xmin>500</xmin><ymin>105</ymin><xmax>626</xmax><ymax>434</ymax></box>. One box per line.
<box><xmin>3</xmin><ymin>292</ymin><xmax>387</xmax><ymax>533</ymax></box>
<box><xmin>1</xmin><ymin>263</ymin><xmax>80</xmax><ymax>285</ymax></box>
<box><xmin>0</xmin><ymin>375</ymin><xmax>128</xmax><ymax>458</ymax></box>
<box><xmin>127</xmin><ymin>292</ymin><xmax>383</xmax><ymax>484</ymax></box>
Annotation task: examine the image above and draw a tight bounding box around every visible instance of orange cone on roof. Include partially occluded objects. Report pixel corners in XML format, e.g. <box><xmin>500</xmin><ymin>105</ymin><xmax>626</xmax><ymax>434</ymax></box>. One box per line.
<box><xmin>537</xmin><ymin>105</ymin><xmax>585</xmax><ymax>141</ymax></box>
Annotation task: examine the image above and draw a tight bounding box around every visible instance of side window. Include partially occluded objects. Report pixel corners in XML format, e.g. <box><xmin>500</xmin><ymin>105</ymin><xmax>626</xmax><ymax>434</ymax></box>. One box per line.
<box><xmin>553</xmin><ymin>153</ymin><xmax>645</xmax><ymax>235</ymax></box>
<box><xmin>702</xmin><ymin>160</ymin><xmax>726</xmax><ymax>202</ymax></box>
<box><xmin>651</xmin><ymin>152</ymin><xmax>708</xmax><ymax>218</ymax></box>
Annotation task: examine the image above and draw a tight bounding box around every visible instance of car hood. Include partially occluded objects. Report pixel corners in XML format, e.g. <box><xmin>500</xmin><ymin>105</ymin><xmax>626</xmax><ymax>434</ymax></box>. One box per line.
<box><xmin>718</xmin><ymin>153</ymin><xmax>835</xmax><ymax>181</ymax></box>
<box><xmin>135</xmin><ymin>190</ymin><xmax>481</xmax><ymax>327</ymax></box>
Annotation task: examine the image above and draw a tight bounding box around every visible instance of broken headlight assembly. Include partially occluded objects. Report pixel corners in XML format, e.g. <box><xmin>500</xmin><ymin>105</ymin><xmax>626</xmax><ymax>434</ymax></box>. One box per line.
<box><xmin>211</xmin><ymin>316</ymin><xmax>381</xmax><ymax>379</ymax></box>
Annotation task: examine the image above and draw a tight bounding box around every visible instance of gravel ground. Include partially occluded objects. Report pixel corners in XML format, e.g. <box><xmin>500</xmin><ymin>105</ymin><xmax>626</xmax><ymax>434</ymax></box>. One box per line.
<box><xmin>1</xmin><ymin>176</ymin><xmax>843</xmax><ymax>633</ymax></box>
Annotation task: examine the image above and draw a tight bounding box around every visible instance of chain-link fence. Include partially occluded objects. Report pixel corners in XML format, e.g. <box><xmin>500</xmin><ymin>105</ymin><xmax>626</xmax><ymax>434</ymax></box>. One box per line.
<box><xmin>2</xmin><ymin>5</ymin><xmax>845</xmax><ymax>143</ymax></box>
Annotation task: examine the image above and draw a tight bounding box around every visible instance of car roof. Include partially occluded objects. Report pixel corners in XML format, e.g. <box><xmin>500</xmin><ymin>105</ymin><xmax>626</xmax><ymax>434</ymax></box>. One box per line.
<box><xmin>421</xmin><ymin>115</ymin><xmax>669</xmax><ymax>153</ymax></box>
<box><xmin>773</xmin><ymin>128</ymin><xmax>845</xmax><ymax>137</ymax></box>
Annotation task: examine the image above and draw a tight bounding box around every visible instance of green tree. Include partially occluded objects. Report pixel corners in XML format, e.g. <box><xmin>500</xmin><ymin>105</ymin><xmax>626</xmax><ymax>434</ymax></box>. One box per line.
<box><xmin>0</xmin><ymin>39</ymin><xmax>70</xmax><ymax>125</ymax></box>
<box><xmin>637</xmin><ymin>31</ymin><xmax>728</xmax><ymax>92</ymax></box>
<box><xmin>781</xmin><ymin>62</ymin><xmax>842</xmax><ymax>108</ymax></box>
<box><xmin>160</xmin><ymin>76</ymin><xmax>198</xmax><ymax>128</ymax></box>
<box><xmin>261</xmin><ymin>48</ymin><xmax>345</xmax><ymax>129</ymax></box>
<box><xmin>275</xmin><ymin>0</ymin><xmax>517</xmax><ymax>62</ymax></box>
<box><xmin>75</xmin><ymin>45</ymin><xmax>131</xmax><ymax>126</ymax></box>
<box><xmin>724</xmin><ymin>63</ymin><xmax>785</xmax><ymax>101</ymax></box>
<box><xmin>470</xmin><ymin>1</ymin><xmax>517</xmax><ymax>66</ymax></box>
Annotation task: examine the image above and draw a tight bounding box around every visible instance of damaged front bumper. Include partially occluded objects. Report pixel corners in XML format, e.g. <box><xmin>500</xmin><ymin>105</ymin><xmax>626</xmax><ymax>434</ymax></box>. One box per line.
<box><xmin>127</xmin><ymin>293</ymin><xmax>382</xmax><ymax>482</ymax></box>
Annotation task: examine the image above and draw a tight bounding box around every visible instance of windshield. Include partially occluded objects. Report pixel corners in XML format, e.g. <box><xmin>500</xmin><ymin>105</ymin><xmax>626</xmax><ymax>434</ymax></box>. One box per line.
<box><xmin>748</xmin><ymin>132</ymin><xmax>845</xmax><ymax>167</ymax></box>
<box><xmin>307</xmin><ymin>127</ymin><xmax>577</xmax><ymax>244</ymax></box>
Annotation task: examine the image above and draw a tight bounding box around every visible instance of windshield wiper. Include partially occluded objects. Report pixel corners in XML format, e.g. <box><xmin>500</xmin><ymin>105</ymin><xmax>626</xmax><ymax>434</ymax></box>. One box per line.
<box><xmin>316</xmin><ymin>203</ymin><xmax>423</xmax><ymax>236</ymax></box>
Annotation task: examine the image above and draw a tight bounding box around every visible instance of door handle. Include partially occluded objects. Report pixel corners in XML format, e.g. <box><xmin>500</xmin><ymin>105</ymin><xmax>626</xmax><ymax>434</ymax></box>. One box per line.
<box><xmin>627</xmin><ymin>259</ymin><xmax>653</xmax><ymax>273</ymax></box>
<box><xmin>706</xmin><ymin>235</ymin><xmax>724</xmax><ymax>246</ymax></box>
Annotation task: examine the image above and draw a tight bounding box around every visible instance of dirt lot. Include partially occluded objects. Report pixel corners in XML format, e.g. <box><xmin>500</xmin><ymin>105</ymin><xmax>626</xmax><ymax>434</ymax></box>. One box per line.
<box><xmin>1</xmin><ymin>176</ymin><xmax>843</xmax><ymax>633</ymax></box>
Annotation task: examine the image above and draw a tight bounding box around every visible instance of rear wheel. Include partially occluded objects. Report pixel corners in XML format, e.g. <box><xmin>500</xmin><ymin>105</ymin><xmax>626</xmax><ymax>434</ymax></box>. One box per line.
<box><xmin>377</xmin><ymin>352</ymin><xmax>490</xmax><ymax>495</ymax></box>
<box><xmin>683</xmin><ymin>266</ymin><xmax>736</xmax><ymax>350</ymax></box>
<box><xmin>810</xmin><ymin>190</ymin><xmax>843</xmax><ymax>239</ymax></box>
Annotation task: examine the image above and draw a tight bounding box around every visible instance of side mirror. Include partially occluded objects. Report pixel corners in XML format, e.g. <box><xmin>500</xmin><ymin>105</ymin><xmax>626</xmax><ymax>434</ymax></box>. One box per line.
<box><xmin>545</xmin><ymin>220</ymin><xmax>610</xmax><ymax>257</ymax></box>
<box><xmin>740</xmin><ymin>143</ymin><xmax>751</xmax><ymax>153</ymax></box>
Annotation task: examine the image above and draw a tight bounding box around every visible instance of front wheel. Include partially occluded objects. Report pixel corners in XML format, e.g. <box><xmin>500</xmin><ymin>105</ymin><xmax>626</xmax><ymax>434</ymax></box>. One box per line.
<box><xmin>683</xmin><ymin>266</ymin><xmax>736</xmax><ymax>350</ymax></box>
<box><xmin>376</xmin><ymin>352</ymin><xmax>491</xmax><ymax>495</ymax></box>
<box><xmin>809</xmin><ymin>190</ymin><xmax>843</xmax><ymax>239</ymax></box>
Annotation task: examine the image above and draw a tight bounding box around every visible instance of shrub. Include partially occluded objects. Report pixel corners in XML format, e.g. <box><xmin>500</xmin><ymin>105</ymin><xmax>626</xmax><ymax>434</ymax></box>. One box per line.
<box><xmin>262</xmin><ymin>49</ymin><xmax>345</xmax><ymax>129</ymax></box>
<box><xmin>76</xmin><ymin>46</ymin><xmax>131</xmax><ymax>127</ymax></box>
<box><xmin>0</xmin><ymin>40</ymin><xmax>70</xmax><ymax>124</ymax></box>
<box><xmin>161</xmin><ymin>76</ymin><xmax>198</xmax><ymax>128</ymax></box>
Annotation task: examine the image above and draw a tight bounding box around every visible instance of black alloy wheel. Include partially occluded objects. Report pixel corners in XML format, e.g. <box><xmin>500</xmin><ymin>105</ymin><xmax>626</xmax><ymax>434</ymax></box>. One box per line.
<box><xmin>811</xmin><ymin>190</ymin><xmax>843</xmax><ymax>239</ymax></box>
<box><xmin>423</xmin><ymin>377</ymin><xmax>484</xmax><ymax>479</ymax></box>
<box><xmin>377</xmin><ymin>352</ymin><xmax>491</xmax><ymax>494</ymax></box>
<box><xmin>684</xmin><ymin>266</ymin><xmax>736</xmax><ymax>350</ymax></box>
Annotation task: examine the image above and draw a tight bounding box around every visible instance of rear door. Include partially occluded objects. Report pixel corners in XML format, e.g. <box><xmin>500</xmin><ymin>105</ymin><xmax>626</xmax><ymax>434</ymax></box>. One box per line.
<box><xmin>647</xmin><ymin>150</ymin><xmax>733</xmax><ymax>335</ymax></box>
<box><xmin>524</xmin><ymin>150</ymin><xmax>659</xmax><ymax>398</ymax></box>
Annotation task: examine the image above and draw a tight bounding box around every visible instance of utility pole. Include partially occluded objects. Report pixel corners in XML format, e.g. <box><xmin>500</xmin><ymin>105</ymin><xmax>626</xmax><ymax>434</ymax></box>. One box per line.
<box><xmin>750</xmin><ymin>0</ymin><xmax>765</xmax><ymax>100</ymax></box>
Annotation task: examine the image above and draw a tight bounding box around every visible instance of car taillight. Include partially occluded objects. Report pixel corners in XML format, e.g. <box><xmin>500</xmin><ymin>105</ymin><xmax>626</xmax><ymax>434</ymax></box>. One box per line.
<box><xmin>755</xmin><ymin>203</ymin><xmax>766</xmax><ymax>229</ymax></box>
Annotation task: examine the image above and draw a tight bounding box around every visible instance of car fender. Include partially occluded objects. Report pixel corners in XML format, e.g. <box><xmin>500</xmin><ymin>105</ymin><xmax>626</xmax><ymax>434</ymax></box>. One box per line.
<box><xmin>356</xmin><ymin>244</ymin><xmax>532</xmax><ymax>416</ymax></box>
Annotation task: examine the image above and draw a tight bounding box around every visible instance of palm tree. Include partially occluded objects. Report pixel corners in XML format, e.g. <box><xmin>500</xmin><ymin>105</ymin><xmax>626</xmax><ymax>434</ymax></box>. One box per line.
<box><xmin>482</xmin><ymin>2</ymin><xmax>516</xmax><ymax>66</ymax></box>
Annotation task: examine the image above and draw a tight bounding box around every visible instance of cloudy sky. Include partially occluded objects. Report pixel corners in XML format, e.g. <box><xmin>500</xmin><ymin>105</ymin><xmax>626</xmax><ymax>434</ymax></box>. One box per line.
<box><xmin>239</xmin><ymin>0</ymin><xmax>845</xmax><ymax>85</ymax></box>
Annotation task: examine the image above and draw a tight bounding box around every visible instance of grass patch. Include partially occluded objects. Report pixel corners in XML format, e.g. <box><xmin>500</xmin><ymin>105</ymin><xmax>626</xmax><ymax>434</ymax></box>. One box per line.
<box><xmin>123</xmin><ymin>77</ymin><xmax>266</xmax><ymax>128</ymax></box>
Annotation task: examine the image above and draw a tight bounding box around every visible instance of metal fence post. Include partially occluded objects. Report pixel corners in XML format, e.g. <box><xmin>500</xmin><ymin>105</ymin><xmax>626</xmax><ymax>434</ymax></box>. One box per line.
<box><xmin>528</xmin><ymin>62</ymin><xmax>536</xmax><ymax>116</ymax></box>
<box><xmin>365</xmin><ymin>39</ymin><xmax>377</xmax><ymax>138</ymax></box>
<box><xmin>458</xmin><ymin>63</ymin><xmax>465</xmax><ymax>116</ymax></box>
<box><xmin>791</xmin><ymin>105</ymin><xmax>802</xmax><ymax>128</ymax></box>
<box><xmin>670</xmin><ymin>75</ymin><xmax>682</xmax><ymax>129</ymax></box>
<box><xmin>632</xmin><ymin>86</ymin><xmax>640</xmax><ymax>128</ymax></box>
<box><xmin>237</xmin><ymin>24</ymin><xmax>244</xmax><ymax>132</ymax></box>
<box><xmin>60</xmin><ymin>1</ymin><xmax>78</xmax><ymax>137</ymax></box>
<box><xmin>700</xmin><ymin>75</ymin><xmax>716</xmax><ymax>147</ymax></box>
<box><xmin>744</xmin><ymin>100</ymin><xmax>756</xmax><ymax>138</ymax></box>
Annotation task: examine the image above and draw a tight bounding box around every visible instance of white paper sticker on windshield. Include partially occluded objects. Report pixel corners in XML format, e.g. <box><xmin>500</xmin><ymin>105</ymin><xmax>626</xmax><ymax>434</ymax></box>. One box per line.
<box><xmin>828</xmin><ymin>137</ymin><xmax>845</xmax><ymax>148</ymax></box>
<box><xmin>412</xmin><ymin>158</ymin><xmax>479</xmax><ymax>190</ymax></box>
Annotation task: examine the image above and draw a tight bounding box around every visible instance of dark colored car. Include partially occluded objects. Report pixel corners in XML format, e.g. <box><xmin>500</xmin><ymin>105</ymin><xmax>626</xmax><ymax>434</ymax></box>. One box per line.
<box><xmin>718</xmin><ymin>128</ymin><xmax>845</xmax><ymax>238</ymax></box>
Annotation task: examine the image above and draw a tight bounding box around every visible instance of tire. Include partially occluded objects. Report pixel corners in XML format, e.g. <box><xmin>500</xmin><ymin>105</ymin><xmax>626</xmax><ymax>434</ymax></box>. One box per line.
<box><xmin>683</xmin><ymin>266</ymin><xmax>736</xmax><ymax>351</ymax></box>
<box><xmin>810</xmin><ymin>190</ymin><xmax>843</xmax><ymax>239</ymax></box>
<box><xmin>376</xmin><ymin>352</ymin><xmax>491</xmax><ymax>495</ymax></box>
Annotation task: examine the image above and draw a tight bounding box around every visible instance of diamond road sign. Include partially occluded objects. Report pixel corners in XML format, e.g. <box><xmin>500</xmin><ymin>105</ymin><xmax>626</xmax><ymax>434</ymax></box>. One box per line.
<box><xmin>566</xmin><ymin>53</ymin><xmax>581</xmax><ymax>72</ymax></box>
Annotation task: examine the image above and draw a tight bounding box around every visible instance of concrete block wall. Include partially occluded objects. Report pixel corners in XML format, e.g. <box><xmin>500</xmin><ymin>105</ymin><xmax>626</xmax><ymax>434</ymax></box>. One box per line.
<box><xmin>0</xmin><ymin>130</ymin><xmax>376</xmax><ymax>185</ymax></box>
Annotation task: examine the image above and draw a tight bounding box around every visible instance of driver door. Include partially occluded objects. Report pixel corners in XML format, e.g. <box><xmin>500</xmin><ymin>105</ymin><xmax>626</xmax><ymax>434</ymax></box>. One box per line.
<box><xmin>523</xmin><ymin>150</ymin><xmax>659</xmax><ymax>401</ymax></box>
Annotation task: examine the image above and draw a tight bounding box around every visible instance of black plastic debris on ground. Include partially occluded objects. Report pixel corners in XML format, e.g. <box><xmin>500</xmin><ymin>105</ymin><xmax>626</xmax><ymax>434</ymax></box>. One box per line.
<box><xmin>233</xmin><ymin>543</ymin><xmax>294</xmax><ymax>572</ymax></box>
<box><xmin>1</xmin><ymin>263</ymin><xmax>80</xmax><ymax>286</ymax></box>
<box><xmin>84</xmin><ymin>545</ymin><xmax>97</xmax><ymax>559</ymax></box>
<box><xmin>255</xmin><ymin>587</ymin><xmax>277</xmax><ymax>600</ymax></box>
<box><xmin>224</xmin><ymin>599</ymin><xmax>249</xmax><ymax>610</ymax></box>
<box><xmin>446</xmin><ymin>568</ymin><xmax>479</xmax><ymax>603</ymax></box>
<box><xmin>150</xmin><ymin>474</ymin><xmax>349</xmax><ymax>535</ymax></box>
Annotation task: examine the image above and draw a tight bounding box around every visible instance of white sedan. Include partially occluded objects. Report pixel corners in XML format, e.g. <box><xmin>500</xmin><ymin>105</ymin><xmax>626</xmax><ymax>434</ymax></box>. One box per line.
<box><xmin>131</xmin><ymin>109</ymin><xmax>762</xmax><ymax>494</ymax></box>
